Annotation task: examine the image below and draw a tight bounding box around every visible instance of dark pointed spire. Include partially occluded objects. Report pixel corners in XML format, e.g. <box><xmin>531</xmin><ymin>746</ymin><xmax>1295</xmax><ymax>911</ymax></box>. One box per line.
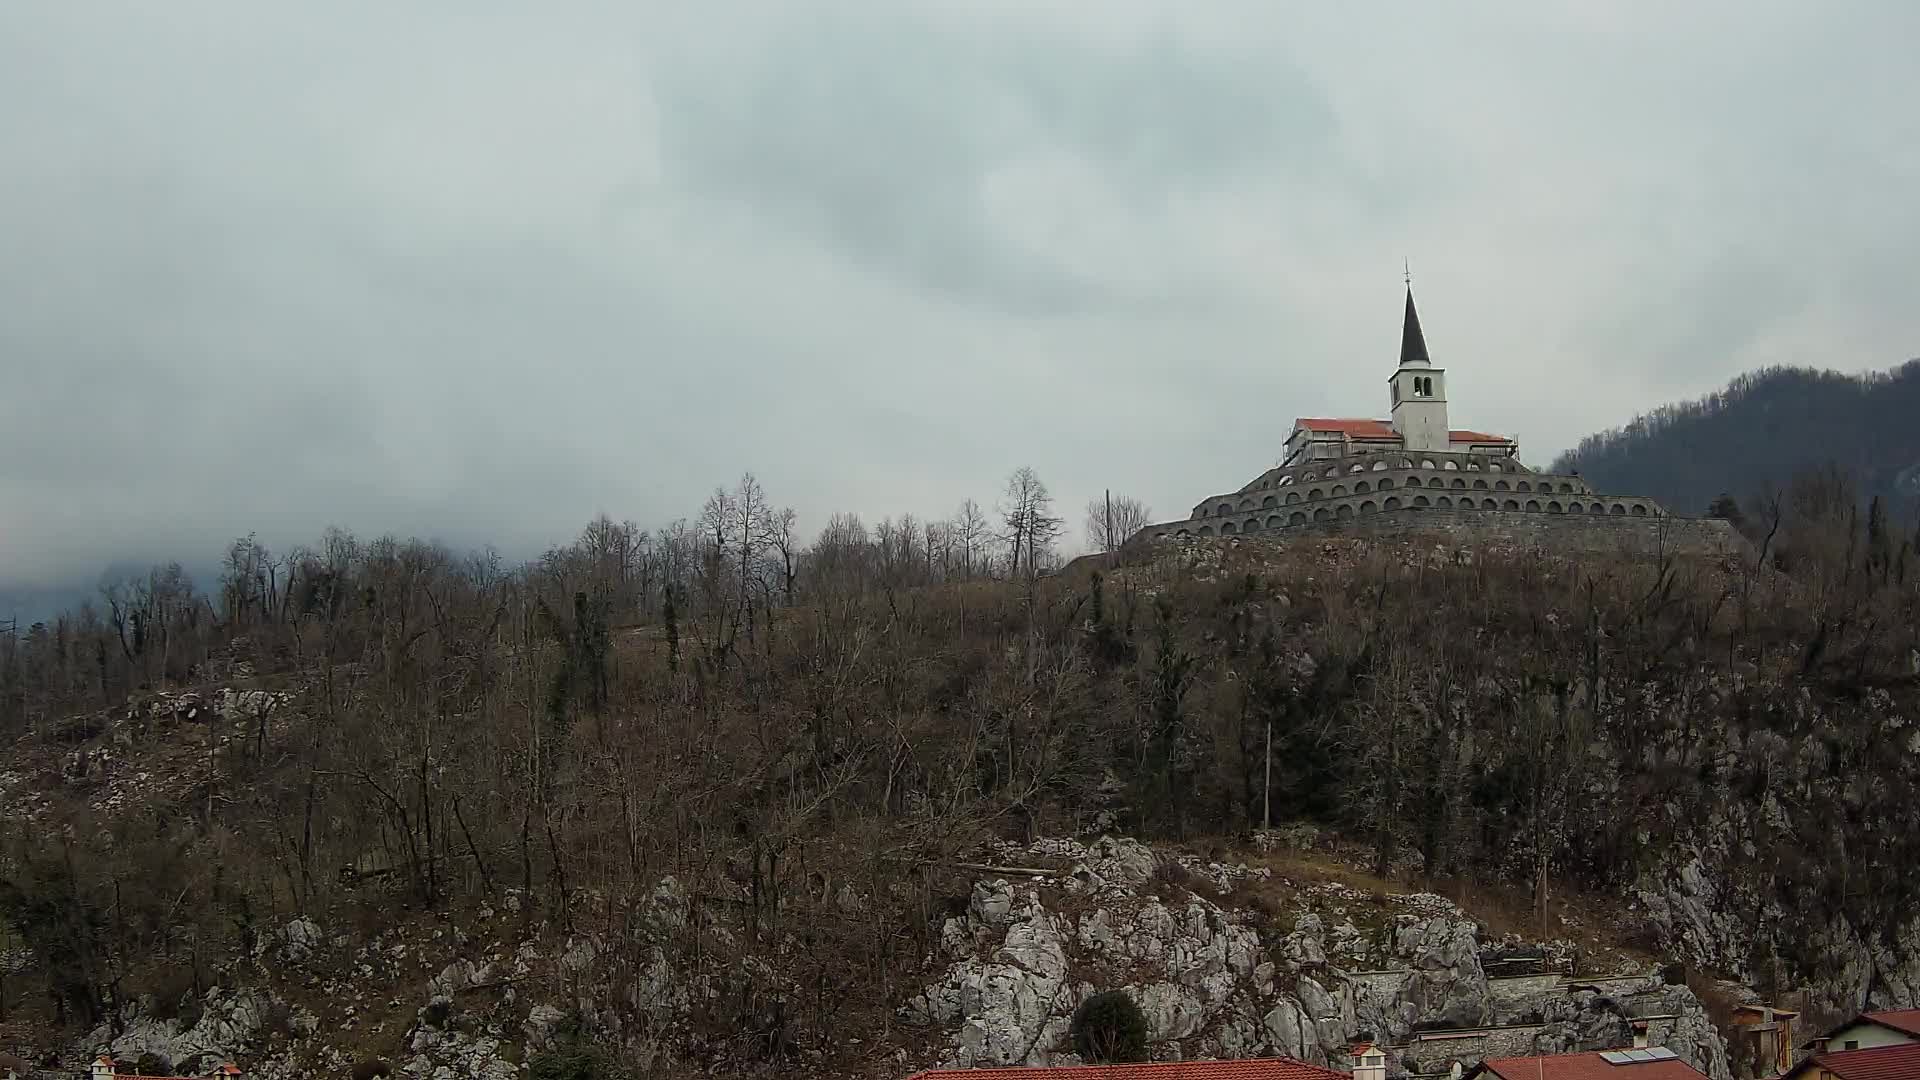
<box><xmin>1399</xmin><ymin>285</ymin><xmax>1431</xmax><ymax>368</ymax></box>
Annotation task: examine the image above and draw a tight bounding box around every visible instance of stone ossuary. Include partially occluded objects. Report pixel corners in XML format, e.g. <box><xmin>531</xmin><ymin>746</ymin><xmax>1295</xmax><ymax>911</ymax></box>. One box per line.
<box><xmin>1130</xmin><ymin>285</ymin><xmax>1711</xmax><ymax>549</ymax></box>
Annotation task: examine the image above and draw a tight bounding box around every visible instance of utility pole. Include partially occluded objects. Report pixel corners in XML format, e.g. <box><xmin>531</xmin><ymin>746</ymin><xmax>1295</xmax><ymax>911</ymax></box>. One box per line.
<box><xmin>1538</xmin><ymin>849</ymin><xmax>1549</xmax><ymax>942</ymax></box>
<box><xmin>1263</xmin><ymin>714</ymin><xmax>1272</xmax><ymax>833</ymax></box>
<box><xmin>1105</xmin><ymin>490</ymin><xmax>1114</xmax><ymax>554</ymax></box>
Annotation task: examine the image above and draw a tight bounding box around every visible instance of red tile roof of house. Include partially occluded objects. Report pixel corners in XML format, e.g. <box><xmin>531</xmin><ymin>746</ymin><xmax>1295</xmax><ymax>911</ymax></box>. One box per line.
<box><xmin>1865</xmin><ymin>1009</ymin><xmax>1920</xmax><ymax>1037</ymax></box>
<box><xmin>905</xmin><ymin>1058</ymin><xmax>1351</xmax><ymax>1080</ymax></box>
<box><xmin>1292</xmin><ymin>418</ymin><xmax>1512</xmax><ymax>444</ymax></box>
<box><xmin>1477</xmin><ymin>1051</ymin><xmax>1709</xmax><ymax>1080</ymax></box>
<box><xmin>91</xmin><ymin>1057</ymin><xmax>238</xmax><ymax>1080</ymax></box>
<box><xmin>1794</xmin><ymin>1042</ymin><xmax>1920</xmax><ymax>1080</ymax></box>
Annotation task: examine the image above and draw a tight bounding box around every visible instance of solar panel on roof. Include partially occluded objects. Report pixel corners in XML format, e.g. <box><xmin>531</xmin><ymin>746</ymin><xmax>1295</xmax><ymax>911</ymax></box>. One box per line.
<box><xmin>1646</xmin><ymin>1048</ymin><xmax>1677</xmax><ymax>1061</ymax></box>
<box><xmin>1600</xmin><ymin>1052</ymin><xmax>1633</xmax><ymax>1065</ymax></box>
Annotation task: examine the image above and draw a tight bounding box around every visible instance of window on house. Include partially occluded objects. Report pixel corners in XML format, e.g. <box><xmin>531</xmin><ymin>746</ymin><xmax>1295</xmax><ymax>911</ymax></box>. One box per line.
<box><xmin>1844</xmin><ymin>1042</ymin><xmax>1859</xmax><ymax>1051</ymax></box>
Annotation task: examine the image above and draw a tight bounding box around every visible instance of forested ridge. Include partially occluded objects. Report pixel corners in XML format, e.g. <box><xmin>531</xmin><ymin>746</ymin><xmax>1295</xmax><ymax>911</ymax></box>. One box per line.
<box><xmin>2</xmin><ymin>465</ymin><xmax>1919</xmax><ymax>1075</ymax></box>
<box><xmin>1552</xmin><ymin>360</ymin><xmax>1920</xmax><ymax>516</ymax></box>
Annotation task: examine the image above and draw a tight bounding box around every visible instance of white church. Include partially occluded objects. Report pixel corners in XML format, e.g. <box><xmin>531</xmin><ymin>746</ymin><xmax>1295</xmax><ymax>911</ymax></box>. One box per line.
<box><xmin>1132</xmin><ymin>286</ymin><xmax>1671</xmax><ymax>543</ymax></box>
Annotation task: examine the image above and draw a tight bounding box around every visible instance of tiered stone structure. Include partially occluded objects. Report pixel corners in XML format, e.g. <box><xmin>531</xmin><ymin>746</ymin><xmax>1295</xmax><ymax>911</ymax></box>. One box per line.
<box><xmin>1131</xmin><ymin>286</ymin><xmax>1680</xmax><ymax>546</ymax></box>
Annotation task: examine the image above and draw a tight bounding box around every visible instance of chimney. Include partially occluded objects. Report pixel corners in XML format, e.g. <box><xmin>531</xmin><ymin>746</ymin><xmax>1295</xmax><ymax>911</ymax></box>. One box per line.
<box><xmin>1633</xmin><ymin>1022</ymin><xmax>1651</xmax><ymax>1050</ymax></box>
<box><xmin>1353</xmin><ymin>1042</ymin><xmax>1388</xmax><ymax>1080</ymax></box>
<box><xmin>91</xmin><ymin>1058</ymin><xmax>117</xmax><ymax>1080</ymax></box>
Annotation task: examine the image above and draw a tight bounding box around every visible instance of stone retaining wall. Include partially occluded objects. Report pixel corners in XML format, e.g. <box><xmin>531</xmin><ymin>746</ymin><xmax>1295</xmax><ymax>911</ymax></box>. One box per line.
<box><xmin>1134</xmin><ymin>508</ymin><xmax>1743</xmax><ymax>559</ymax></box>
<box><xmin>1283</xmin><ymin>509</ymin><xmax>1743</xmax><ymax>556</ymax></box>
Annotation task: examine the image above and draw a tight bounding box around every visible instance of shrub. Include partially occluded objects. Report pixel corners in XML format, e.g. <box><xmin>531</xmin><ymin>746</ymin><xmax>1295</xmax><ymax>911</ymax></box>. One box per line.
<box><xmin>1071</xmin><ymin>990</ymin><xmax>1149</xmax><ymax>1064</ymax></box>
<box><xmin>352</xmin><ymin>1059</ymin><xmax>394</xmax><ymax>1080</ymax></box>
<box><xmin>529</xmin><ymin>1042</ymin><xmax>621</xmax><ymax>1080</ymax></box>
<box><xmin>133</xmin><ymin>1052</ymin><xmax>174</xmax><ymax>1076</ymax></box>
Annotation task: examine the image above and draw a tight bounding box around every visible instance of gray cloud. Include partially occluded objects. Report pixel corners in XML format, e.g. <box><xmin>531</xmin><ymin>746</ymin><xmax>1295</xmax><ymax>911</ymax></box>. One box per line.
<box><xmin>3</xmin><ymin>1</ymin><xmax>1918</xmax><ymax>605</ymax></box>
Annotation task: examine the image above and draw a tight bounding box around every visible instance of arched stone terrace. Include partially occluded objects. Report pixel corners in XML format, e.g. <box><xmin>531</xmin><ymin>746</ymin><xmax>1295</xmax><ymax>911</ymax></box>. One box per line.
<box><xmin>1157</xmin><ymin>450</ymin><xmax>1665</xmax><ymax>544</ymax></box>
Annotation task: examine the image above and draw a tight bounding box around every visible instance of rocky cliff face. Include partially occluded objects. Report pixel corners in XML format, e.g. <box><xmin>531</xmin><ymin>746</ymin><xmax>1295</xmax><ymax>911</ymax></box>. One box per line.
<box><xmin>901</xmin><ymin>837</ymin><xmax>1729</xmax><ymax>1079</ymax></box>
<box><xmin>49</xmin><ymin>835</ymin><xmax>1732</xmax><ymax>1080</ymax></box>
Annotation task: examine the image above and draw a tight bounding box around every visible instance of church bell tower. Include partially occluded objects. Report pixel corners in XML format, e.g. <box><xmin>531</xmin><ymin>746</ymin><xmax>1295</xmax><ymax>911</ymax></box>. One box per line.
<box><xmin>1389</xmin><ymin>285</ymin><xmax>1449</xmax><ymax>453</ymax></box>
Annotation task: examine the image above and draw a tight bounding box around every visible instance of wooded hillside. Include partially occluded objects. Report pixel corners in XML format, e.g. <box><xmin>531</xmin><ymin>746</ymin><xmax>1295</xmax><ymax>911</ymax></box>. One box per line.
<box><xmin>1552</xmin><ymin>360</ymin><xmax>1920</xmax><ymax>517</ymax></box>
<box><xmin>2</xmin><ymin>466</ymin><xmax>1919</xmax><ymax>1073</ymax></box>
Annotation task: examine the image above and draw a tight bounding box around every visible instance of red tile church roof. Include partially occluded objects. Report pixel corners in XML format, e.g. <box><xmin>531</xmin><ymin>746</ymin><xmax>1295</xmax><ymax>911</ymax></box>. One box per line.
<box><xmin>1293</xmin><ymin>418</ymin><xmax>1513</xmax><ymax>444</ymax></box>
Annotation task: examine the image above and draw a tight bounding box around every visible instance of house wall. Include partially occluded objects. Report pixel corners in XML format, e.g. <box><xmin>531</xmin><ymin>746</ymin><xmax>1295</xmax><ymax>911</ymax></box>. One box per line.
<box><xmin>1823</xmin><ymin>1023</ymin><xmax>1916</xmax><ymax>1052</ymax></box>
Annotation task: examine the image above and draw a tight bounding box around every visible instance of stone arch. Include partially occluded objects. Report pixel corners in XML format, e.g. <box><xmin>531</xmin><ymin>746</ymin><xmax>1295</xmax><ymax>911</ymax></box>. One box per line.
<box><xmin>1267</xmin><ymin>515</ymin><xmax>1284</xmax><ymax>528</ymax></box>
<box><xmin>1332</xmin><ymin>485</ymin><xmax>1347</xmax><ymax>497</ymax></box>
<box><xmin>1399</xmin><ymin>457</ymin><xmax>1415</xmax><ymax>468</ymax></box>
<box><xmin>1289</xmin><ymin>511</ymin><xmax>1308</xmax><ymax>525</ymax></box>
<box><xmin>1426</xmin><ymin>495</ymin><xmax>1442</xmax><ymax>508</ymax></box>
<box><xmin>1405</xmin><ymin>476</ymin><xmax>1422</xmax><ymax>488</ymax></box>
<box><xmin>1240</xmin><ymin>499</ymin><xmax>1254</xmax><ymax>510</ymax></box>
<box><xmin>1516</xmin><ymin>480</ymin><xmax>1531</xmax><ymax>492</ymax></box>
<box><xmin>1198</xmin><ymin>525</ymin><xmax>1214</xmax><ymax>536</ymax></box>
<box><xmin>1349</xmin><ymin>464</ymin><xmax>1365</xmax><ymax>474</ymax></box>
<box><xmin>1588</xmin><ymin>503</ymin><xmax>1604</xmax><ymax>515</ymax></box>
<box><xmin>1355</xmin><ymin>480</ymin><xmax>1371</xmax><ymax>493</ymax></box>
<box><xmin>1372</xmin><ymin>460</ymin><xmax>1388</xmax><ymax>471</ymax></box>
<box><xmin>1385</xmin><ymin>496</ymin><xmax>1402</xmax><ymax>510</ymax></box>
<box><xmin>1495</xmin><ymin>480</ymin><xmax>1511</xmax><ymax>491</ymax></box>
<box><xmin>1443</xmin><ymin>461</ymin><xmax>1458</xmax><ymax>470</ymax></box>
<box><xmin>1217</xmin><ymin>502</ymin><xmax>1232</xmax><ymax>515</ymax></box>
<box><xmin>1221</xmin><ymin>521</ymin><xmax>1237</xmax><ymax>534</ymax></box>
<box><xmin>1474</xmin><ymin>478</ymin><xmax>1489</xmax><ymax>490</ymax></box>
<box><xmin>1452</xmin><ymin>478</ymin><xmax>1467</xmax><ymax>489</ymax></box>
<box><xmin>1313</xmin><ymin>508</ymin><xmax>1332</xmax><ymax>522</ymax></box>
<box><xmin>1360</xmin><ymin>500</ymin><xmax>1378</xmax><ymax>515</ymax></box>
<box><xmin>1285</xmin><ymin>492</ymin><xmax>1301</xmax><ymax>505</ymax></box>
<box><xmin>1547</xmin><ymin>501</ymin><xmax>1563</xmax><ymax>513</ymax></box>
<box><xmin>1483</xmin><ymin>498</ymin><xmax>1499</xmax><ymax>510</ymax></box>
<box><xmin>1468</xmin><ymin>460</ymin><xmax>1484</xmax><ymax>471</ymax></box>
<box><xmin>1262</xmin><ymin>495</ymin><xmax>1277</xmax><ymax>508</ymax></box>
<box><xmin>1525</xmin><ymin>499</ymin><xmax>1542</xmax><ymax>512</ymax></box>
<box><xmin>1309</xmin><ymin>489</ymin><xmax>1323</xmax><ymax>500</ymax></box>
<box><xmin>1378</xmin><ymin>477</ymin><xmax>1395</xmax><ymax>490</ymax></box>
<box><xmin>1503</xmin><ymin>499</ymin><xmax>1520</xmax><ymax>510</ymax></box>
<box><xmin>1567</xmin><ymin>501</ymin><xmax>1582</xmax><ymax>513</ymax></box>
<box><xmin>1278</xmin><ymin>475</ymin><xmax>1293</xmax><ymax>486</ymax></box>
<box><xmin>1559</xmin><ymin>482</ymin><xmax>1575</xmax><ymax>493</ymax></box>
<box><xmin>1420</xmin><ymin>458</ymin><xmax>1437</xmax><ymax>469</ymax></box>
<box><xmin>1489</xmin><ymin>462</ymin><xmax>1504</xmax><ymax>473</ymax></box>
<box><xmin>1610</xmin><ymin>503</ymin><xmax>1626</xmax><ymax>515</ymax></box>
<box><xmin>1631</xmin><ymin>503</ymin><xmax>1648</xmax><ymax>516</ymax></box>
<box><xmin>1336</xmin><ymin>504</ymin><xmax>1355</xmax><ymax>520</ymax></box>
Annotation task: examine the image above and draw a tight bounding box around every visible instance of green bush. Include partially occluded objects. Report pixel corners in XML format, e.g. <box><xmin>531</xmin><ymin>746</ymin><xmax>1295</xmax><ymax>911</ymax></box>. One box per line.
<box><xmin>133</xmin><ymin>1052</ymin><xmax>174</xmax><ymax>1076</ymax></box>
<box><xmin>351</xmin><ymin>1060</ymin><xmax>393</xmax><ymax>1080</ymax></box>
<box><xmin>529</xmin><ymin>1041</ymin><xmax>621</xmax><ymax>1080</ymax></box>
<box><xmin>1071</xmin><ymin>990</ymin><xmax>1149</xmax><ymax>1063</ymax></box>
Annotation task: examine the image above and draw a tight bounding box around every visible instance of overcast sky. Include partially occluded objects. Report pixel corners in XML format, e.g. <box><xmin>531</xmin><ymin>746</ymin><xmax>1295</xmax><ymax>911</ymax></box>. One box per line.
<box><xmin>4</xmin><ymin>1</ymin><xmax>1918</xmax><ymax>605</ymax></box>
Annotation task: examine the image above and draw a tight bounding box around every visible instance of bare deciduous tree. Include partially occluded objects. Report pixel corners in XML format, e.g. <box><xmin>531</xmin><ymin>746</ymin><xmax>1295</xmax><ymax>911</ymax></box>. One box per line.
<box><xmin>1084</xmin><ymin>493</ymin><xmax>1152</xmax><ymax>553</ymax></box>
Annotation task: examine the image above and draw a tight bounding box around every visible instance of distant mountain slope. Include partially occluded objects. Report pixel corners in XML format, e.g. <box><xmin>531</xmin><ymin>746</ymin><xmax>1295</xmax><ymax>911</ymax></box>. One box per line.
<box><xmin>1551</xmin><ymin>360</ymin><xmax>1920</xmax><ymax>517</ymax></box>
